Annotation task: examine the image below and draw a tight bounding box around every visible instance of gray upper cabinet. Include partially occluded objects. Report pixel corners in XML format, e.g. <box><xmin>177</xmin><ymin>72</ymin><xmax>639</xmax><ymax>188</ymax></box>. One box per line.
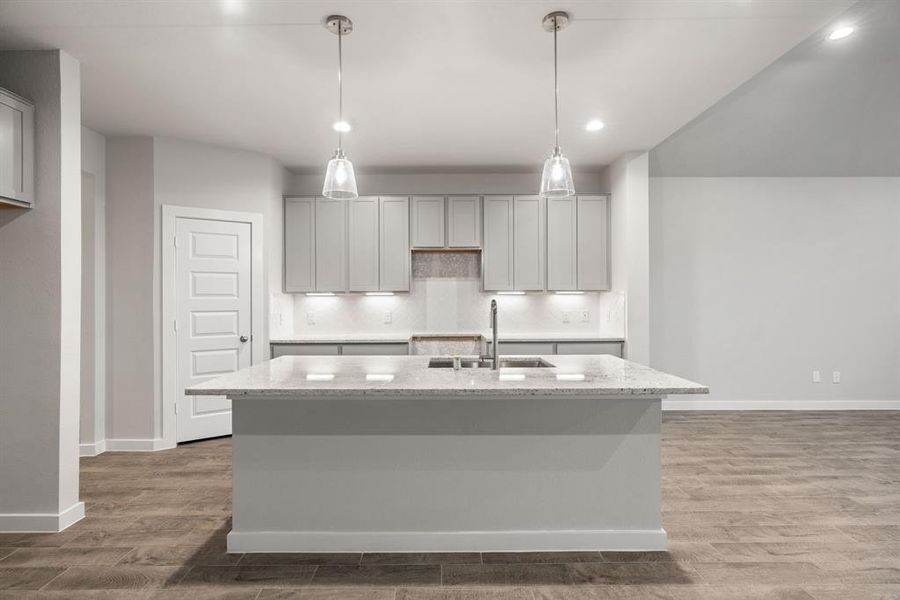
<box><xmin>546</xmin><ymin>196</ymin><xmax>577</xmax><ymax>291</ymax></box>
<box><xmin>315</xmin><ymin>197</ymin><xmax>347</xmax><ymax>292</ymax></box>
<box><xmin>285</xmin><ymin>195</ymin><xmax>410</xmax><ymax>294</ymax></box>
<box><xmin>411</xmin><ymin>196</ymin><xmax>445</xmax><ymax>247</ymax></box>
<box><xmin>482</xmin><ymin>195</ymin><xmax>514</xmax><ymax>291</ymax></box>
<box><xmin>446</xmin><ymin>196</ymin><xmax>481</xmax><ymax>248</ymax></box>
<box><xmin>348</xmin><ymin>196</ymin><xmax>380</xmax><ymax>291</ymax></box>
<box><xmin>513</xmin><ymin>195</ymin><xmax>545</xmax><ymax>291</ymax></box>
<box><xmin>284</xmin><ymin>197</ymin><xmax>315</xmax><ymax>292</ymax></box>
<box><xmin>379</xmin><ymin>196</ymin><xmax>410</xmax><ymax>291</ymax></box>
<box><xmin>0</xmin><ymin>87</ymin><xmax>35</xmax><ymax>208</ymax></box>
<box><xmin>577</xmin><ymin>195</ymin><xmax>610</xmax><ymax>290</ymax></box>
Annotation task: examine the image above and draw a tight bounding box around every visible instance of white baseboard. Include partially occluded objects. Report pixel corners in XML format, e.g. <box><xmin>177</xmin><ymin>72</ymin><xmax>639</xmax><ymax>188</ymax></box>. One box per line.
<box><xmin>105</xmin><ymin>438</ymin><xmax>174</xmax><ymax>452</ymax></box>
<box><xmin>663</xmin><ymin>399</ymin><xmax>900</xmax><ymax>411</ymax></box>
<box><xmin>227</xmin><ymin>528</ymin><xmax>668</xmax><ymax>553</ymax></box>
<box><xmin>0</xmin><ymin>501</ymin><xmax>85</xmax><ymax>533</ymax></box>
<box><xmin>79</xmin><ymin>439</ymin><xmax>108</xmax><ymax>457</ymax></box>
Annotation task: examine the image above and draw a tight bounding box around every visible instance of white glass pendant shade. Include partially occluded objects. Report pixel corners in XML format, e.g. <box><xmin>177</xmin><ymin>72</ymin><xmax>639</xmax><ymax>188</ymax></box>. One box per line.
<box><xmin>322</xmin><ymin>150</ymin><xmax>358</xmax><ymax>199</ymax></box>
<box><xmin>540</xmin><ymin>149</ymin><xmax>575</xmax><ymax>198</ymax></box>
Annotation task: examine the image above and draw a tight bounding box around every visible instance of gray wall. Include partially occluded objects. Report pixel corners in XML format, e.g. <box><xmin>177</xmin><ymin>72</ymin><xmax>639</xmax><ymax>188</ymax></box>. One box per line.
<box><xmin>650</xmin><ymin>176</ymin><xmax>900</xmax><ymax>405</ymax></box>
<box><xmin>104</xmin><ymin>135</ymin><xmax>290</xmax><ymax>445</ymax></box>
<box><xmin>0</xmin><ymin>50</ymin><xmax>82</xmax><ymax>525</ymax></box>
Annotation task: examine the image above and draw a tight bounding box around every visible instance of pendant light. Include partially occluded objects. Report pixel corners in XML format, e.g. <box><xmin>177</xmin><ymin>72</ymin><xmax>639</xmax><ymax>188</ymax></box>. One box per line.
<box><xmin>322</xmin><ymin>15</ymin><xmax>358</xmax><ymax>199</ymax></box>
<box><xmin>539</xmin><ymin>11</ymin><xmax>575</xmax><ymax>198</ymax></box>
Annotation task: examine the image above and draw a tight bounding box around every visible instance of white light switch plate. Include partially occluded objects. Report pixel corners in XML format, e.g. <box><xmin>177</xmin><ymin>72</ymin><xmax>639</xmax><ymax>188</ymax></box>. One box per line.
<box><xmin>581</xmin><ymin>311</ymin><xmax>590</xmax><ymax>323</ymax></box>
<box><xmin>383</xmin><ymin>311</ymin><xmax>392</xmax><ymax>324</ymax></box>
<box><xmin>812</xmin><ymin>370</ymin><xmax>821</xmax><ymax>383</ymax></box>
<box><xmin>306</xmin><ymin>312</ymin><xmax>315</xmax><ymax>325</ymax></box>
<box><xmin>562</xmin><ymin>311</ymin><xmax>571</xmax><ymax>324</ymax></box>
<box><xmin>832</xmin><ymin>371</ymin><xmax>841</xmax><ymax>384</ymax></box>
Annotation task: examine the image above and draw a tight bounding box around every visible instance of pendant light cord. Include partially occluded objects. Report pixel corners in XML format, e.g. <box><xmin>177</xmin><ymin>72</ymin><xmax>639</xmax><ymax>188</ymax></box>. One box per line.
<box><xmin>337</xmin><ymin>22</ymin><xmax>343</xmax><ymax>151</ymax></box>
<box><xmin>553</xmin><ymin>16</ymin><xmax>559</xmax><ymax>151</ymax></box>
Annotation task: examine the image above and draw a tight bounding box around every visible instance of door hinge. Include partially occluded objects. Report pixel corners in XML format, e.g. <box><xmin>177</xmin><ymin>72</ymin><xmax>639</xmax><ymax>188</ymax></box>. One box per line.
<box><xmin>173</xmin><ymin>235</ymin><xmax>178</xmax><ymax>247</ymax></box>
<box><xmin>174</xmin><ymin>402</ymin><xmax>178</xmax><ymax>414</ymax></box>
<box><xmin>173</xmin><ymin>319</ymin><xmax>178</xmax><ymax>332</ymax></box>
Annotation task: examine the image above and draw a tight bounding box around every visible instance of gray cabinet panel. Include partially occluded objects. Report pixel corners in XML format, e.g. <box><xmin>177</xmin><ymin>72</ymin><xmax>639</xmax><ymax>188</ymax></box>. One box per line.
<box><xmin>577</xmin><ymin>195</ymin><xmax>610</xmax><ymax>291</ymax></box>
<box><xmin>348</xmin><ymin>197</ymin><xmax>380</xmax><ymax>291</ymax></box>
<box><xmin>499</xmin><ymin>341</ymin><xmax>556</xmax><ymax>355</ymax></box>
<box><xmin>447</xmin><ymin>196</ymin><xmax>481</xmax><ymax>247</ymax></box>
<box><xmin>379</xmin><ymin>196</ymin><xmax>410</xmax><ymax>291</ymax></box>
<box><xmin>284</xmin><ymin>197</ymin><xmax>315</xmax><ymax>292</ymax></box>
<box><xmin>0</xmin><ymin>88</ymin><xmax>34</xmax><ymax>207</ymax></box>
<box><xmin>546</xmin><ymin>197</ymin><xmax>577</xmax><ymax>291</ymax></box>
<box><xmin>556</xmin><ymin>341</ymin><xmax>623</xmax><ymax>357</ymax></box>
<box><xmin>482</xmin><ymin>195</ymin><xmax>514</xmax><ymax>291</ymax></box>
<box><xmin>315</xmin><ymin>197</ymin><xmax>347</xmax><ymax>292</ymax></box>
<box><xmin>411</xmin><ymin>196</ymin><xmax>445</xmax><ymax>247</ymax></box>
<box><xmin>513</xmin><ymin>196</ymin><xmax>545</xmax><ymax>291</ymax></box>
<box><xmin>271</xmin><ymin>343</ymin><xmax>340</xmax><ymax>358</ymax></box>
<box><xmin>341</xmin><ymin>343</ymin><xmax>409</xmax><ymax>356</ymax></box>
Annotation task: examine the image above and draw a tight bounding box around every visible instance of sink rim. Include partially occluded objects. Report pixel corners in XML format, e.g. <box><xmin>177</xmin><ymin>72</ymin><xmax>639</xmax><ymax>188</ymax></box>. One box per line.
<box><xmin>427</xmin><ymin>357</ymin><xmax>556</xmax><ymax>369</ymax></box>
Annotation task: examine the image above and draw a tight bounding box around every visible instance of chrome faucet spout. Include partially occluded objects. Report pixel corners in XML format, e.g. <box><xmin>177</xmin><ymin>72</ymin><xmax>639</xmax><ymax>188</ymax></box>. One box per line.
<box><xmin>490</xmin><ymin>299</ymin><xmax>499</xmax><ymax>370</ymax></box>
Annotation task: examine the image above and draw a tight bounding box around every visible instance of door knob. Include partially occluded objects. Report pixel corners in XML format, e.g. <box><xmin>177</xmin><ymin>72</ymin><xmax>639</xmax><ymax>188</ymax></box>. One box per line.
<box><xmin>239</xmin><ymin>335</ymin><xmax>249</xmax><ymax>343</ymax></box>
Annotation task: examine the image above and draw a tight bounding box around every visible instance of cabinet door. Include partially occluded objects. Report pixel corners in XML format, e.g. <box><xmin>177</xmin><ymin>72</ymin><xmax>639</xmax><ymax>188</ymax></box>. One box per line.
<box><xmin>379</xmin><ymin>196</ymin><xmax>410</xmax><ymax>291</ymax></box>
<box><xmin>411</xmin><ymin>196</ymin><xmax>445</xmax><ymax>247</ymax></box>
<box><xmin>315</xmin><ymin>196</ymin><xmax>347</xmax><ymax>292</ymax></box>
<box><xmin>482</xmin><ymin>195</ymin><xmax>514</xmax><ymax>291</ymax></box>
<box><xmin>447</xmin><ymin>196</ymin><xmax>481</xmax><ymax>247</ymax></box>
<box><xmin>556</xmin><ymin>341</ymin><xmax>623</xmax><ymax>357</ymax></box>
<box><xmin>340</xmin><ymin>343</ymin><xmax>409</xmax><ymax>356</ymax></box>
<box><xmin>577</xmin><ymin>195</ymin><xmax>610</xmax><ymax>290</ymax></box>
<box><xmin>284</xmin><ymin>197</ymin><xmax>315</xmax><ymax>292</ymax></box>
<box><xmin>348</xmin><ymin>196</ymin><xmax>380</xmax><ymax>291</ymax></box>
<box><xmin>513</xmin><ymin>195</ymin><xmax>545</xmax><ymax>291</ymax></box>
<box><xmin>0</xmin><ymin>90</ymin><xmax>34</xmax><ymax>207</ymax></box>
<box><xmin>546</xmin><ymin>196</ymin><xmax>577</xmax><ymax>291</ymax></box>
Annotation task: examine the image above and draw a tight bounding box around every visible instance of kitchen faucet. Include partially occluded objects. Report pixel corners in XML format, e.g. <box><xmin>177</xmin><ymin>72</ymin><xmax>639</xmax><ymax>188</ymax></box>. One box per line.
<box><xmin>481</xmin><ymin>299</ymin><xmax>499</xmax><ymax>370</ymax></box>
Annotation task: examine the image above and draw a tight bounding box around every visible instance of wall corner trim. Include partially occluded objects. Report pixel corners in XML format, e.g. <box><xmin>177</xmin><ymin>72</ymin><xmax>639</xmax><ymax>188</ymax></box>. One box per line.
<box><xmin>79</xmin><ymin>440</ymin><xmax>108</xmax><ymax>457</ymax></box>
<box><xmin>0</xmin><ymin>502</ymin><xmax>85</xmax><ymax>533</ymax></box>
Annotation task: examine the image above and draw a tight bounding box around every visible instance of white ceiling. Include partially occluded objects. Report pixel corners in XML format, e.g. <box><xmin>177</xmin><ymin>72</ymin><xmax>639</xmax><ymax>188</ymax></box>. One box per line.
<box><xmin>0</xmin><ymin>0</ymin><xmax>856</xmax><ymax>171</ymax></box>
<box><xmin>651</xmin><ymin>0</ymin><xmax>900</xmax><ymax>176</ymax></box>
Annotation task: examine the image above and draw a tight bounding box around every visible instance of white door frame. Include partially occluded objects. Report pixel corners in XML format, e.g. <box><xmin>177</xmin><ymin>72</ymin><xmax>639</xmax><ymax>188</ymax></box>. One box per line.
<box><xmin>161</xmin><ymin>205</ymin><xmax>265</xmax><ymax>448</ymax></box>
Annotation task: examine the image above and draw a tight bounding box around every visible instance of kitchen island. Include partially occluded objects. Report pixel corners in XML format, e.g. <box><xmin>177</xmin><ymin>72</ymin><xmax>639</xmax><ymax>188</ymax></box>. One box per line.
<box><xmin>187</xmin><ymin>354</ymin><xmax>707</xmax><ymax>553</ymax></box>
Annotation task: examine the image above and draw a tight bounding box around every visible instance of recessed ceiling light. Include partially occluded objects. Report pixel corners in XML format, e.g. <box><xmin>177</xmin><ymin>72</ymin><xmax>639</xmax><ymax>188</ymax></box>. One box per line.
<box><xmin>332</xmin><ymin>120</ymin><xmax>352</xmax><ymax>132</ymax></box>
<box><xmin>828</xmin><ymin>25</ymin><xmax>854</xmax><ymax>40</ymax></box>
<box><xmin>585</xmin><ymin>119</ymin><xmax>605</xmax><ymax>132</ymax></box>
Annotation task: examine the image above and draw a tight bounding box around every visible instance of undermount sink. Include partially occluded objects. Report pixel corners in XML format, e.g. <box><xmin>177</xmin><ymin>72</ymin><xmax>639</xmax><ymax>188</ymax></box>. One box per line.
<box><xmin>428</xmin><ymin>357</ymin><xmax>555</xmax><ymax>369</ymax></box>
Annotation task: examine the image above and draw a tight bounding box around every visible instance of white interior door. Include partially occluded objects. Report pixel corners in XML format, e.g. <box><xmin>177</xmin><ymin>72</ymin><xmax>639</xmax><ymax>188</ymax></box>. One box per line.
<box><xmin>175</xmin><ymin>217</ymin><xmax>252</xmax><ymax>442</ymax></box>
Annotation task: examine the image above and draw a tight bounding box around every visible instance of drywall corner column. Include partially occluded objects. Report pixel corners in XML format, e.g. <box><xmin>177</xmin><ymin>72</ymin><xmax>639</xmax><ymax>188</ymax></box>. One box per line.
<box><xmin>106</xmin><ymin>136</ymin><xmax>160</xmax><ymax>447</ymax></box>
<box><xmin>80</xmin><ymin>127</ymin><xmax>107</xmax><ymax>455</ymax></box>
<box><xmin>0</xmin><ymin>50</ymin><xmax>84</xmax><ymax>531</ymax></box>
<box><xmin>608</xmin><ymin>151</ymin><xmax>650</xmax><ymax>364</ymax></box>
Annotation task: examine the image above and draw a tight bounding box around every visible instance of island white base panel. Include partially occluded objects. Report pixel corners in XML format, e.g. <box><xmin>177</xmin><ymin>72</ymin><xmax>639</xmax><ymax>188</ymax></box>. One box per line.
<box><xmin>229</xmin><ymin>395</ymin><xmax>665</xmax><ymax>553</ymax></box>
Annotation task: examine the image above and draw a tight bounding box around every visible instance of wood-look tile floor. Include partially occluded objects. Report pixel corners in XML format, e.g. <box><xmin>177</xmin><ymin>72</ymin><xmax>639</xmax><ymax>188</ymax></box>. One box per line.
<box><xmin>1</xmin><ymin>411</ymin><xmax>898</xmax><ymax>599</ymax></box>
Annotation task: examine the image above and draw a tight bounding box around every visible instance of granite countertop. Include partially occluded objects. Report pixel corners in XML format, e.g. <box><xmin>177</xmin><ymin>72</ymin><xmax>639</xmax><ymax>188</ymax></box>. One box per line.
<box><xmin>187</xmin><ymin>354</ymin><xmax>707</xmax><ymax>398</ymax></box>
<box><xmin>270</xmin><ymin>332</ymin><xmax>626</xmax><ymax>344</ymax></box>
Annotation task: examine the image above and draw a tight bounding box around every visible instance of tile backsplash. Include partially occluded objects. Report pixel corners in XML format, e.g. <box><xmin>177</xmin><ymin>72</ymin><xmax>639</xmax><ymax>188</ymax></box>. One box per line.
<box><xmin>288</xmin><ymin>252</ymin><xmax>625</xmax><ymax>337</ymax></box>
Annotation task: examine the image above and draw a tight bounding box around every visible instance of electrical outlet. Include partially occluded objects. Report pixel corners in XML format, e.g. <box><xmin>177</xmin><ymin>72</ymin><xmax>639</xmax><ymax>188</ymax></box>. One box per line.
<box><xmin>581</xmin><ymin>311</ymin><xmax>590</xmax><ymax>323</ymax></box>
<box><xmin>562</xmin><ymin>311</ymin><xmax>571</xmax><ymax>324</ymax></box>
<box><xmin>383</xmin><ymin>311</ymin><xmax>392</xmax><ymax>324</ymax></box>
<box><xmin>306</xmin><ymin>312</ymin><xmax>315</xmax><ymax>325</ymax></box>
<box><xmin>832</xmin><ymin>371</ymin><xmax>841</xmax><ymax>384</ymax></box>
<box><xmin>812</xmin><ymin>370</ymin><xmax>821</xmax><ymax>383</ymax></box>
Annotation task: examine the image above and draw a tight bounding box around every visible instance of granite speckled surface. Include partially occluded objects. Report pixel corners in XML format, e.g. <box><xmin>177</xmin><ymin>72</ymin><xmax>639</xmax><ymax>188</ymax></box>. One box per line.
<box><xmin>187</xmin><ymin>354</ymin><xmax>708</xmax><ymax>398</ymax></box>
